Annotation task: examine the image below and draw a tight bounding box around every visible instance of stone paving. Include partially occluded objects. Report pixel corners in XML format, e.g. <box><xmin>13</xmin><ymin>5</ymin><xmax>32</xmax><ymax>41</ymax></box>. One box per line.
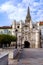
<box><xmin>8</xmin><ymin>59</ymin><xmax>18</xmax><ymax>65</ymax></box>
<box><xmin>7</xmin><ymin>48</ymin><xmax>43</xmax><ymax>65</ymax></box>
<box><xmin>17</xmin><ymin>48</ymin><xmax>43</xmax><ymax>65</ymax></box>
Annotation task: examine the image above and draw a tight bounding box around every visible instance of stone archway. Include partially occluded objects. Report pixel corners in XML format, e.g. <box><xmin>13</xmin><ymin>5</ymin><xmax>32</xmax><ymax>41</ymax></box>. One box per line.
<box><xmin>24</xmin><ymin>41</ymin><xmax>30</xmax><ymax>48</ymax></box>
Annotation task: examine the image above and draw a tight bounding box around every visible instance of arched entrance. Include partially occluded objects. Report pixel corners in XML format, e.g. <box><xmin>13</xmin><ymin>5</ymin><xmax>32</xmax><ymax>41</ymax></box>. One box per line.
<box><xmin>24</xmin><ymin>41</ymin><xmax>30</xmax><ymax>48</ymax></box>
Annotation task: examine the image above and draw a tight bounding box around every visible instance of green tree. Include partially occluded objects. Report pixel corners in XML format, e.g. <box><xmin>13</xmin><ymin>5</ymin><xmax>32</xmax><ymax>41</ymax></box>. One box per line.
<box><xmin>0</xmin><ymin>34</ymin><xmax>16</xmax><ymax>48</ymax></box>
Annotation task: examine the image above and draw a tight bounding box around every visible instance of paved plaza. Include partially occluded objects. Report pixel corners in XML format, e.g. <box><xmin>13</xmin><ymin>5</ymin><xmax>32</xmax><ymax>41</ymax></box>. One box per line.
<box><xmin>1</xmin><ymin>48</ymin><xmax>43</xmax><ymax>65</ymax></box>
<box><xmin>8</xmin><ymin>48</ymin><xmax>43</xmax><ymax>65</ymax></box>
<box><xmin>17</xmin><ymin>49</ymin><xmax>43</xmax><ymax>65</ymax></box>
<box><xmin>19</xmin><ymin>49</ymin><xmax>43</xmax><ymax>59</ymax></box>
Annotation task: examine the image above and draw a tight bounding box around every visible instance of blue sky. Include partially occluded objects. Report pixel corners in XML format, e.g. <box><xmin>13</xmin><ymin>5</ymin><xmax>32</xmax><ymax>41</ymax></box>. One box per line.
<box><xmin>0</xmin><ymin>0</ymin><xmax>43</xmax><ymax>26</ymax></box>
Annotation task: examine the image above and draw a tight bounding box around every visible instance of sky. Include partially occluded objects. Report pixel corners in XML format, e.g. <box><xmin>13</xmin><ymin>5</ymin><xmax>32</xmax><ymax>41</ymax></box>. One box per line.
<box><xmin>0</xmin><ymin>0</ymin><xmax>43</xmax><ymax>26</ymax></box>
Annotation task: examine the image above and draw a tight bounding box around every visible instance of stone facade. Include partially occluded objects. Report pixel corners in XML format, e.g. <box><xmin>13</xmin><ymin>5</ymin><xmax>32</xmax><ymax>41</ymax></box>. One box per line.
<box><xmin>12</xmin><ymin>7</ymin><xmax>41</xmax><ymax>48</ymax></box>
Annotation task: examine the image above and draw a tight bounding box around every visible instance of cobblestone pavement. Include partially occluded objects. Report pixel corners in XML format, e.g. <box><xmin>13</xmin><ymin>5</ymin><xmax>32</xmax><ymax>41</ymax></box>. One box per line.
<box><xmin>8</xmin><ymin>52</ymin><xmax>19</xmax><ymax>65</ymax></box>
<box><xmin>8</xmin><ymin>59</ymin><xmax>18</xmax><ymax>65</ymax></box>
<box><xmin>17</xmin><ymin>48</ymin><xmax>43</xmax><ymax>65</ymax></box>
<box><xmin>8</xmin><ymin>48</ymin><xmax>43</xmax><ymax>65</ymax></box>
<box><xmin>8</xmin><ymin>49</ymin><xmax>22</xmax><ymax>65</ymax></box>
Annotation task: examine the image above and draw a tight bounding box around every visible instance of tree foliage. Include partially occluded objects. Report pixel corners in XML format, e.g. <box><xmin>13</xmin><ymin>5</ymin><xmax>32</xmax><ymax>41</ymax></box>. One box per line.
<box><xmin>0</xmin><ymin>34</ymin><xmax>16</xmax><ymax>47</ymax></box>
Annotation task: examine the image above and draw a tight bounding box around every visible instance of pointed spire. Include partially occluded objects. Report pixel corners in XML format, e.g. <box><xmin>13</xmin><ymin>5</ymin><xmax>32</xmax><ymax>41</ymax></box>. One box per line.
<box><xmin>25</xmin><ymin>6</ymin><xmax>31</xmax><ymax>22</ymax></box>
<box><xmin>27</xmin><ymin>7</ymin><xmax>30</xmax><ymax>17</ymax></box>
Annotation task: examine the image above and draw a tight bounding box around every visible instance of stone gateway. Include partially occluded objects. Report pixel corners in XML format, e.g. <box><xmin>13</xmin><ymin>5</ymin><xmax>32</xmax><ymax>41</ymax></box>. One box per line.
<box><xmin>12</xmin><ymin>7</ymin><xmax>41</xmax><ymax>48</ymax></box>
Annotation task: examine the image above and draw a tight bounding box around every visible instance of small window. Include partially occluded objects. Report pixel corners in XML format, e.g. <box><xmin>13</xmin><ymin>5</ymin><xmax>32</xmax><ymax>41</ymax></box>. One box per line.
<box><xmin>17</xmin><ymin>26</ymin><xmax>19</xmax><ymax>28</ymax></box>
<box><xmin>4</xmin><ymin>29</ymin><xmax>8</xmax><ymax>33</ymax></box>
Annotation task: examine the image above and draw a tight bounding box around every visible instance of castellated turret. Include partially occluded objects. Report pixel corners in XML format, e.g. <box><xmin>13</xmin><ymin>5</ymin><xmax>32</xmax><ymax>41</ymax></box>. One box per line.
<box><xmin>20</xmin><ymin>20</ymin><xmax>23</xmax><ymax>32</ymax></box>
<box><xmin>36</xmin><ymin>22</ymin><xmax>40</xmax><ymax>30</ymax></box>
<box><xmin>12</xmin><ymin>20</ymin><xmax>16</xmax><ymax>36</ymax></box>
<box><xmin>35</xmin><ymin>30</ymin><xmax>41</xmax><ymax>48</ymax></box>
<box><xmin>30</xmin><ymin>20</ymin><xmax>33</xmax><ymax>29</ymax></box>
<box><xmin>34</xmin><ymin>22</ymin><xmax>41</xmax><ymax>48</ymax></box>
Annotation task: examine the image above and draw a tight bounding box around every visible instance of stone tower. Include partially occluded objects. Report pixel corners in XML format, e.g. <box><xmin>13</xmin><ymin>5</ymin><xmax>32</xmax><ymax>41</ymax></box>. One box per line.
<box><xmin>25</xmin><ymin>7</ymin><xmax>32</xmax><ymax>29</ymax></box>
<box><xmin>22</xmin><ymin>7</ymin><xmax>32</xmax><ymax>46</ymax></box>
<box><xmin>22</xmin><ymin>6</ymin><xmax>41</xmax><ymax>48</ymax></box>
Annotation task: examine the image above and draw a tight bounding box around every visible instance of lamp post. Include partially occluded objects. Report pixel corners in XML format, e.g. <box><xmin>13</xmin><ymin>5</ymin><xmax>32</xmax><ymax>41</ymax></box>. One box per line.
<box><xmin>19</xmin><ymin>36</ymin><xmax>22</xmax><ymax>49</ymax></box>
<box><xmin>21</xmin><ymin>37</ymin><xmax>22</xmax><ymax>49</ymax></box>
<box><xmin>21</xmin><ymin>36</ymin><xmax>24</xmax><ymax>49</ymax></box>
<box><xmin>15</xmin><ymin>29</ymin><xmax>18</xmax><ymax>48</ymax></box>
<box><xmin>19</xmin><ymin>36</ymin><xmax>21</xmax><ymax>47</ymax></box>
<box><xmin>19</xmin><ymin>36</ymin><xmax>24</xmax><ymax>49</ymax></box>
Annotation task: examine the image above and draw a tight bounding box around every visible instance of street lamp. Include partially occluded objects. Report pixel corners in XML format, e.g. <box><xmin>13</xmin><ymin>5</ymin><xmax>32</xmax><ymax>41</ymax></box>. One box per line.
<box><xmin>21</xmin><ymin>36</ymin><xmax>22</xmax><ymax>49</ymax></box>
<box><xmin>19</xmin><ymin>36</ymin><xmax>21</xmax><ymax>47</ymax></box>
<box><xmin>19</xmin><ymin>36</ymin><xmax>22</xmax><ymax>49</ymax></box>
<box><xmin>19</xmin><ymin>36</ymin><xmax>24</xmax><ymax>49</ymax></box>
<box><xmin>21</xmin><ymin>36</ymin><xmax>24</xmax><ymax>49</ymax></box>
<box><xmin>15</xmin><ymin>29</ymin><xmax>18</xmax><ymax>48</ymax></box>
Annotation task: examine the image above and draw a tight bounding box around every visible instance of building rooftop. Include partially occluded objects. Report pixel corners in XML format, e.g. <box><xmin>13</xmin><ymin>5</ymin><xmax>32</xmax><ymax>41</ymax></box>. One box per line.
<box><xmin>0</xmin><ymin>26</ymin><xmax>12</xmax><ymax>29</ymax></box>
<box><xmin>39</xmin><ymin>21</ymin><xmax>43</xmax><ymax>25</ymax></box>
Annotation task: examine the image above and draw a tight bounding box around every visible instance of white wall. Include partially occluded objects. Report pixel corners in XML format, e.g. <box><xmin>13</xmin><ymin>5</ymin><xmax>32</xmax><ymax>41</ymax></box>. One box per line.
<box><xmin>0</xmin><ymin>29</ymin><xmax>12</xmax><ymax>35</ymax></box>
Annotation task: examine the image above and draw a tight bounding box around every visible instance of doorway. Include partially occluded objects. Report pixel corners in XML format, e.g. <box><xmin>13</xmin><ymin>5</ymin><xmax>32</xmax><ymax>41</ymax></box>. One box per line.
<box><xmin>24</xmin><ymin>41</ymin><xmax>30</xmax><ymax>48</ymax></box>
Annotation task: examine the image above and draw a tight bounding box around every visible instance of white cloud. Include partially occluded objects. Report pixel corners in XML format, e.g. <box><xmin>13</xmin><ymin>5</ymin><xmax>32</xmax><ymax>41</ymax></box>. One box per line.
<box><xmin>0</xmin><ymin>0</ymin><xmax>43</xmax><ymax>22</ymax></box>
<box><xmin>9</xmin><ymin>7</ymin><xmax>26</xmax><ymax>21</ymax></box>
<box><xmin>0</xmin><ymin>1</ymin><xmax>15</xmax><ymax>13</ymax></box>
<box><xmin>33</xmin><ymin>2</ymin><xmax>39</xmax><ymax>6</ymax></box>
